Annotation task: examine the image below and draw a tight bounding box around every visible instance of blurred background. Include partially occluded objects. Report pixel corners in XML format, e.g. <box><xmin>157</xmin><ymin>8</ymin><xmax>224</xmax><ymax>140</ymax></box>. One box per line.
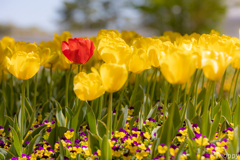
<box><xmin>0</xmin><ymin>0</ymin><xmax>239</xmax><ymax>42</ymax></box>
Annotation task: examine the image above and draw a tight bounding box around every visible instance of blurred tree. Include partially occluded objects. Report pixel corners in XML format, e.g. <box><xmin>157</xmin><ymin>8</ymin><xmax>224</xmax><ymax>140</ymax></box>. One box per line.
<box><xmin>59</xmin><ymin>0</ymin><xmax>118</xmax><ymax>30</ymax></box>
<box><xmin>134</xmin><ymin>0</ymin><xmax>227</xmax><ymax>34</ymax></box>
<box><xmin>59</xmin><ymin>0</ymin><xmax>227</xmax><ymax>35</ymax></box>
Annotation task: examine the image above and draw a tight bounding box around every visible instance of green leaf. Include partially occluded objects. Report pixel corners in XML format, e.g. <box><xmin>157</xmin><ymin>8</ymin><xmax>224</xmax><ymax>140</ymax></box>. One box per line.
<box><xmin>209</xmin><ymin>110</ymin><xmax>221</xmax><ymax>141</ymax></box>
<box><xmin>55</xmin><ymin>100</ymin><xmax>65</xmax><ymax>127</ymax></box>
<box><xmin>9</xmin><ymin>126</ymin><xmax>21</xmax><ymax>156</ymax></box>
<box><xmin>0</xmin><ymin>103</ymin><xmax>5</xmax><ymax>126</ymax></box>
<box><xmin>88</xmin><ymin>132</ymin><xmax>99</xmax><ymax>153</ymax></box>
<box><xmin>212</xmin><ymin>102</ymin><xmax>221</xmax><ymax>118</ymax></box>
<box><xmin>58</xmin><ymin>137</ymin><xmax>65</xmax><ymax>159</ymax></box>
<box><xmin>221</xmin><ymin>99</ymin><xmax>232</xmax><ymax>123</ymax></box>
<box><xmin>174</xmin><ymin>141</ymin><xmax>186</xmax><ymax>160</ymax></box>
<box><xmin>97</xmin><ymin>120</ymin><xmax>107</xmax><ymax>138</ymax></box>
<box><xmin>71</xmin><ymin>101</ymin><xmax>88</xmax><ymax>132</ymax></box>
<box><xmin>116</xmin><ymin>106</ymin><xmax>128</xmax><ymax>131</ymax></box>
<box><xmin>185</xmin><ymin>119</ymin><xmax>195</xmax><ymax>139</ymax></box>
<box><xmin>147</xmin><ymin>104</ymin><xmax>158</xmax><ymax>119</ymax></box>
<box><xmin>234</xmin><ymin>96</ymin><xmax>240</xmax><ymax>127</ymax></box>
<box><xmin>47</xmin><ymin>126</ymin><xmax>68</xmax><ymax>148</ymax></box>
<box><xmin>25</xmin><ymin>98</ymin><xmax>33</xmax><ymax>118</ymax></box>
<box><xmin>65</xmin><ymin>107</ymin><xmax>73</xmax><ymax>128</ymax></box>
<box><xmin>186</xmin><ymin>101</ymin><xmax>196</xmax><ymax>120</ymax></box>
<box><xmin>87</xmin><ymin>103</ymin><xmax>97</xmax><ymax>135</ymax></box>
<box><xmin>197</xmin><ymin>88</ymin><xmax>206</xmax><ymax>104</ymax></box>
<box><xmin>25</xmin><ymin>125</ymin><xmax>47</xmax><ymax>141</ymax></box>
<box><xmin>101</xmin><ymin>135</ymin><xmax>112</xmax><ymax>160</ymax></box>
<box><xmin>27</xmin><ymin>134</ymin><xmax>41</xmax><ymax>155</ymax></box>
<box><xmin>133</xmin><ymin>101</ymin><xmax>142</xmax><ymax>117</ymax></box>
<box><xmin>187</xmin><ymin>139</ymin><xmax>197</xmax><ymax>159</ymax></box>
<box><xmin>169</xmin><ymin>102</ymin><xmax>182</xmax><ymax>134</ymax></box>
<box><xmin>5</xmin><ymin>115</ymin><xmax>14</xmax><ymax>127</ymax></box>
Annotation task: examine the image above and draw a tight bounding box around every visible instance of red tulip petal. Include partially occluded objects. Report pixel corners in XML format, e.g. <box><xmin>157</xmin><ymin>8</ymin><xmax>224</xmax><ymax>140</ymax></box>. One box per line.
<box><xmin>62</xmin><ymin>41</ymin><xmax>72</xmax><ymax>61</ymax></box>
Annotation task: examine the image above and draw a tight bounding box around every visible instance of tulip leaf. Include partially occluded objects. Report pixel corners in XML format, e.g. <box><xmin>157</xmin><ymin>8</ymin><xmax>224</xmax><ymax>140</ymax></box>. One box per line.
<box><xmin>25</xmin><ymin>97</ymin><xmax>33</xmax><ymax>118</ymax></box>
<box><xmin>88</xmin><ymin>132</ymin><xmax>99</xmax><ymax>153</ymax></box>
<box><xmin>116</xmin><ymin>105</ymin><xmax>128</xmax><ymax>131</ymax></box>
<box><xmin>47</xmin><ymin>126</ymin><xmax>68</xmax><ymax>148</ymax></box>
<box><xmin>25</xmin><ymin>125</ymin><xmax>47</xmax><ymax>141</ymax></box>
<box><xmin>186</xmin><ymin>101</ymin><xmax>196</xmax><ymax>121</ymax></box>
<box><xmin>197</xmin><ymin>88</ymin><xmax>206</xmax><ymax>104</ymax></box>
<box><xmin>187</xmin><ymin>139</ymin><xmax>197</xmax><ymax>159</ymax></box>
<box><xmin>71</xmin><ymin>101</ymin><xmax>88</xmax><ymax>132</ymax></box>
<box><xmin>101</xmin><ymin>135</ymin><xmax>112</xmax><ymax>160</ymax></box>
<box><xmin>147</xmin><ymin>104</ymin><xmax>158</xmax><ymax>120</ymax></box>
<box><xmin>185</xmin><ymin>119</ymin><xmax>195</xmax><ymax>139</ymax></box>
<box><xmin>5</xmin><ymin>115</ymin><xmax>14</xmax><ymax>127</ymax></box>
<box><xmin>234</xmin><ymin>96</ymin><xmax>240</xmax><ymax>127</ymax></box>
<box><xmin>87</xmin><ymin>103</ymin><xmax>97</xmax><ymax>135</ymax></box>
<box><xmin>27</xmin><ymin>134</ymin><xmax>41</xmax><ymax>155</ymax></box>
<box><xmin>212</xmin><ymin>102</ymin><xmax>221</xmax><ymax>118</ymax></box>
<box><xmin>129</xmin><ymin>116</ymin><xmax>138</xmax><ymax>130</ymax></box>
<box><xmin>159</xmin><ymin>117</ymin><xmax>174</xmax><ymax>145</ymax></box>
<box><xmin>221</xmin><ymin>99</ymin><xmax>232</xmax><ymax>123</ymax></box>
<box><xmin>55</xmin><ymin>100</ymin><xmax>66</xmax><ymax>127</ymax></box>
<box><xmin>9</xmin><ymin>126</ymin><xmax>21</xmax><ymax>156</ymax></box>
<box><xmin>191</xmin><ymin>115</ymin><xmax>202</xmax><ymax>130</ymax></box>
<box><xmin>65</xmin><ymin>107</ymin><xmax>73</xmax><ymax>128</ymax></box>
<box><xmin>97</xmin><ymin>120</ymin><xmax>107</xmax><ymax>138</ymax></box>
<box><xmin>133</xmin><ymin>101</ymin><xmax>142</xmax><ymax>116</ymax></box>
<box><xmin>174</xmin><ymin>140</ymin><xmax>186</xmax><ymax>160</ymax></box>
<box><xmin>168</xmin><ymin>102</ymin><xmax>182</xmax><ymax>134</ymax></box>
<box><xmin>209</xmin><ymin>110</ymin><xmax>221</xmax><ymax>141</ymax></box>
<box><xmin>0</xmin><ymin>103</ymin><xmax>5</xmax><ymax>126</ymax></box>
<box><xmin>58</xmin><ymin>137</ymin><xmax>65</xmax><ymax>159</ymax></box>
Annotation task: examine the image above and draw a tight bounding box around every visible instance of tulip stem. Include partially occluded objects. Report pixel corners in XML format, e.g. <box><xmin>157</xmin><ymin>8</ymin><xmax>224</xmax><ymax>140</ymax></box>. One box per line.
<box><xmin>166</xmin><ymin>84</ymin><xmax>179</xmax><ymax>160</ymax></box>
<box><xmin>49</xmin><ymin>65</ymin><xmax>52</xmax><ymax>101</ymax></box>
<box><xmin>163</xmin><ymin>79</ymin><xmax>169</xmax><ymax>124</ymax></box>
<box><xmin>21</xmin><ymin>80</ymin><xmax>26</xmax><ymax>155</ymax></box>
<box><xmin>232</xmin><ymin>69</ymin><xmax>240</xmax><ymax>109</ymax></box>
<box><xmin>183</xmin><ymin>83</ymin><xmax>188</xmax><ymax>107</ymax></box>
<box><xmin>129</xmin><ymin>74</ymin><xmax>139</xmax><ymax>106</ymax></box>
<box><xmin>202</xmin><ymin>73</ymin><xmax>205</xmax><ymax>88</ymax></box>
<box><xmin>1</xmin><ymin>70</ymin><xmax>5</xmax><ymax>100</ymax></box>
<box><xmin>211</xmin><ymin>81</ymin><xmax>216</xmax><ymax>119</ymax></box>
<box><xmin>33</xmin><ymin>72</ymin><xmax>38</xmax><ymax>109</ymax></box>
<box><xmin>218</xmin><ymin>70</ymin><xmax>227</xmax><ymax>100</ymax></box>
<box><xmin>113</xmin><ymin>82</ymin><xmax>127</xmax><ymax>131</ymax></box>
<box><xmin>10</xmin><ymin>74</ymin><xmax>14</xmax><ymax>115</ymax></box>
<box><xmin>228</xmin><ymin>69</ymin><xmax>237</xmax><ymax>101</ymax></box>
<box><xmin>144</xmin><ymin>69</ymin><xmax>157</xmax><ymax>120</ymax></box>
<box><xmin>202</xmin><ymin>80</ymin><xmax>215</xmax><ymax>137</ymax></box>
<box><xmin>150</xmin><ymin>69</ymin><xmax>158</xmax><ymax>108</ymax></box>
<box><xmin>181</xmin><ymin>70</ymin><xmax>198</xmax><ymax>121</ymax></box>
<box><xmin>194</xmin><ymin>70</ymin><xmax>203</xmax><ymax>107</ymax></box>
<box><xmin>65</xmin><ymin>64</ymin><xmax>72</xmax><ymax>108</ymax></box>
<box><xmin>97</xmin><ymin>95</ymin><xmax>103</xmax><ymax>121</ymax></box>
<box><xmin>26</xmin><ymin>79</ymin><xmax>29</xmax><ymax>98</ymax></box>
<box><xmin>107</xmin><ymin>93</ymin><xmax>113</xmax><ymax>139</ymax></box>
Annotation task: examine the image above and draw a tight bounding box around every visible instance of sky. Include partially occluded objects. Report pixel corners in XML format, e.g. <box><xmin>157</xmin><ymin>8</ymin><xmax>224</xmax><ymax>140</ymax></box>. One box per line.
<box><xmin>0</xmin><ymin>0</ymin><xmax>63</xmax><ymax>32</ymax></box>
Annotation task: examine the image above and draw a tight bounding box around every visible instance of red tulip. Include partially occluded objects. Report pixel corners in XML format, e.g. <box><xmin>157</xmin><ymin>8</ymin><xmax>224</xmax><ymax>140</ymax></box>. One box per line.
<box><xmin>62</xmin><ymin>37</ymin><xmax>95</xmax><ymax>64</ymax></box>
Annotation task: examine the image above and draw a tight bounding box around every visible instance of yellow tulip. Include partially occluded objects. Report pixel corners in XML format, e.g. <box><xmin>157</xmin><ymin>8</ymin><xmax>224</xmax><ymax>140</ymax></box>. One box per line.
<box><xmin>163</xmin><ymin>31</ymin><xmax>182</xmax><ymax>43</ymax></box>
<box><xmin>147</xmin><ymin>39</ymin><xmax>165</xmax><ymax>68</ymax></box>
<box><xmin>201</xmin><ymin>50</ymin><xmax>232</xmax><ymax>81</ymax></box>
<box><xmin>53</xmin><ymin>53</ymin><xmax>76</xmax><ymax>71</ymax></box>
<box><xmin>231</xmin><ymin>43</ymin><xmax>240</xmax><ymax>69</ymax></box>
<box><xmin>0</xmin><ymin>43</ymin><xmax>7</xmax><ymax>69</ymax></box>
<box><xmin>74</xmin><ymin>68</ymin><xmax>105</xmax><ymax>101</ymax></box>
<box><xmin>98</xmin><ymin>37</ymin><xmax>132</xmax><ymax>65</ymax></box>
<box><xmin>160</xmin><ymin>47</ymin><xmax>197</xmax><ymax>84</ymax></box>
<box><xmin>0</xmin><ymin>36</ymin><xmax>15</xmax><ymax>50</ymax></box>
<box><xmin>121</xmin><ymin>30</ymin><xmax>141</xmax><ymax>45</ymax></box>
<box><xmin>6</xmin><ymin>51</ymin><xmax>40</xmax><ymax>80</ymax></box>
<box><xmin>128</xmin><ymin>47</ymin><xmax>151</xmax><ymax>74</ymax></box>
<box><xmin>39</xmin><ymin>31</ymin><xmax>72</xmax><ymax>68</ymax></box>
<box><xmin>100</xmin><ymin>63</ymin><xmax>128</xmax><ymax>93</ymax></box>
<box><xmin>96</xmin><ymin>29</ymin><xmax>121</xmax><ymax>45</ymax></box>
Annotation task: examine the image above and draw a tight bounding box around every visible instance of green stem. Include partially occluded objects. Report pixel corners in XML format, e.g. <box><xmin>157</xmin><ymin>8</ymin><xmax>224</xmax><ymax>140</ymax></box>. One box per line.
<box><xmin>21</xmin><ymin>80</ymin><xmax>26</xmax><ymax>155</ymax></box>
<box><xmin>144</xmin><ymin>69</ymin><xmax>157</xmax><ymax>120</ymax></box>
<box><xmin>211</xmin><ymin>81</ymin><xmax>216</xmax><ymax>119</ymax></box>
<box><xmin>33</xmin><ymin>72</ymin><xmax>38</xmax><ymax>109</ymax></box>
<box><xmin>202</xmin><ymin>72</ymin><xmax>205</xmax><ymax>88</ymax></box>
<box><xmin>181</xmin><ymin>70</ymin><xmax>198</xmax><ymax>120</ymax></box>
<box><xmin>10</xmin><ymin>74</ymin><xmax>14</xmax><ymax>115</ymax></box>
<box><xmin>228</xmin><ymin>69</ymin><xmax>237</xmax><ymax>101</ymax></box>
<box><xmin>218</xmin><ymin>70</ymin><xmax>227</xmax><ymax>100</ymax></box>
<box><xmin>163</xmin><ymin>80</ymin><xmax>169</xmax><ymax>123</ymax></box>
<box><xmin>202</xmin><ymin>80</ymin><xmax>215</xmax><ymax>137</ymax></box>
<box><xmin>2</xmin><ymin>70</ymin><xmax>5</xmax><ymax>100</ymax></box>
<box><xmin>129</xmin><ymin>74</ymin><xmax>139</xmax><ymax>106</ymax></box>
<box><xmin>150</xmin><ymin>69</ymin><xmax>158</xmax><ymax>107</ymax></box>
<box><xmin>166</xmin><ymin>84</ymin><xmax>179</xmax><ymax>160</ymax></box>
<box><xmin>114</xmin><ymin>82</ymin><xmax>127</xmax><ymax>131</ymax></box>
<box><xmin>97</xmin><ymin>95</ymin><xmax>103</xmax><ymax>121</ymax></box>
<box><xmin>194</xmin><ymin>70</ymin><xmax>203</xmax><ymax>107</ymax></box>
<box><xmin>26</xmin><ymin>79</ymin><xmax>29</xmax><ymax>98</ymax></box>
<box><xmin>49</xmin><ymin>66</ymin><xmax>52</xmax><ymax>101</ymax></box>
<box><xmin>65</xmin><ymin>64</ymin><xmax>72</xmax><ymax>108</ymax></box>
<box><xmin>232</xmin><ymin>69</ymin><xmax>240</xmax><ymax>108</ymax></box>
<box><xmin>107</xmin><ymin>93</ymin><xmax>113</xmax><ymax>139</ymax></box>
<box><xmin>183</xmin><ymin>83</ymin><xmax>188</xmax><ymax>107</ymax></box>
